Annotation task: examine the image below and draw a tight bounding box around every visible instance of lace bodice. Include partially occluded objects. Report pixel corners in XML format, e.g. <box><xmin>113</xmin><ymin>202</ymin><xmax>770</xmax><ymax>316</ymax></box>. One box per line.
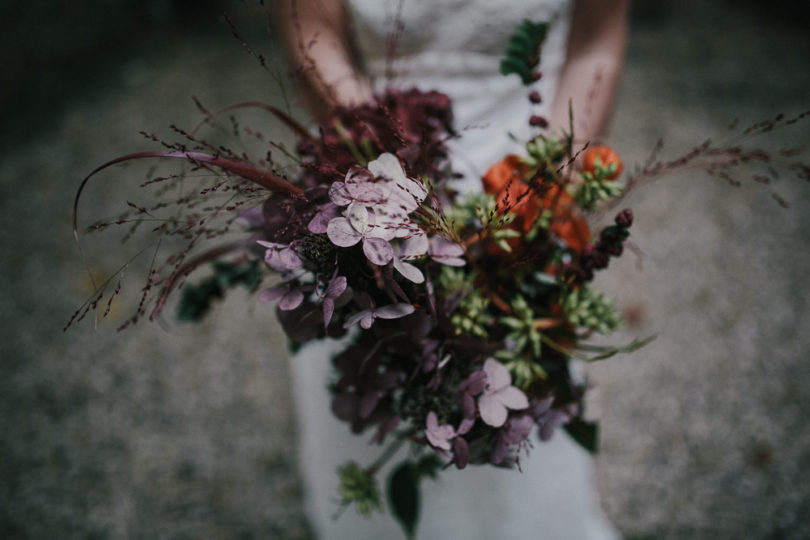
<box><xmin>350</xmin><ymin>0</ymin><xmax>572</xmax><ymax>57</ymax></box>
<box><xmin>348</xmin><ymin>0</ymin><xmax>574</xmax><ymax>188</ymax></box>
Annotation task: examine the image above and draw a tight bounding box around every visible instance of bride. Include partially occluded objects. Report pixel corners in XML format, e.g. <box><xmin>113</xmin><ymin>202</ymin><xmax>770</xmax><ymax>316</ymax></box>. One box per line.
<box><xmin>275</xmin><ymin>1</ymin><xmax>628</xmax><ymax>538</ymax></box>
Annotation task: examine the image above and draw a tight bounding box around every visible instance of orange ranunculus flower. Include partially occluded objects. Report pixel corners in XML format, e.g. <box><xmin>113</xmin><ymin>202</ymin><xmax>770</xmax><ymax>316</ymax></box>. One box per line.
<box><xmin>539</xmin><ymin>185</ymin><xmax>590</xmax><ymax>253</ymax></box>
<box><xmin>482</xmin><ymin>155</ymin><xmax>530</xmax><ymax>195</ymax></box>
<box><xmin>482</xmin><ymin>156</ymin><xmax>590</xmax><ymax>253</ymax></box>
<box><xmin>583</xmin><ymin>145</ymin><xmax>623</xmax><ymax>180</ymax></box>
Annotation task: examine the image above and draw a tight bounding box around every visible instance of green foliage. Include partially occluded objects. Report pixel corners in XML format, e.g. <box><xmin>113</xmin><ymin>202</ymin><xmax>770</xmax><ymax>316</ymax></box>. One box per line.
<box><xmin>495</xmin><ymin>294</ymin><xmax>549</xmax><ymax>388</ymax></box>
<box><xmin>524</xmin><ymin>136</ymin><xmax>567</xmax><ymax>169</ymax></box>
<box><xmin>436</xmin><ymin>266</ymin><xmax>471</xmax><ymax>294</ymax></box>
<box><xmin>499</xmin><ymin>20</ymin><xmax>549</xmax><ymax>84</ymax></box>
<box><xmin>573</xmin><ymin>175</ymin><xmax>624</xmax><ymax>211</ymax></box>
<box><xmin>560</xmin><ymin>285</ymin><xmax>621</xmax><ymax>335</ymax></box>
<box><xmin>448</xmin><ymin>192</ymin><xmax>520</xmax><ymax>253</ymax></box>
<box><xmin>564</xmin><ymin>419</ymin><xmax>599</xmax><ymax>454</ymax></box>
<box><xmin>574</xmin><ymin>158</ymin><xmax>624</xmax><ymax>210</ymax></box>
<box><xmin>451</xmin><ymin>291</ymin><xmax>492</xmax><ymax>338</ymax></box>
<box><xmin>386</xmin><ymin>456</ymin><xmax>441</xmax><ymax>540</ymax></box>
<box><xmin>176</xmin><ymin>259</ymin><xmax>262</xmax><ymax>322</ymax></box>
<box><xmin>387</xmin><ymin>463</ymin><xmax>419</xmax><ymax>539</ymax></box>
<box><xmin>337</xmin><ymin>461</ymin><xmax>382</xmax><ymax>516</ymax></box>
<box><xmin>501</xmin><ymin>355</ymin><xmax>547</xmax><ymax>388</ymax></box>
<box><xmin>574</xmin><ymin>335</ymin><xmax>657</xmax><ymax>362</ymax></box>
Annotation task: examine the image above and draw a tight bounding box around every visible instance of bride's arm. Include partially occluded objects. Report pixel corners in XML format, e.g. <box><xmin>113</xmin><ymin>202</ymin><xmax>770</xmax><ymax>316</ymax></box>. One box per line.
<box><xmin>275</xmin><ymin>0</ymin><xmax>373</xmax><ymax>120</ymax></box>
<box><xmin>549</xmin><ymin>0</ymin><xmax>629</xmax><ymax>142</ymax></box>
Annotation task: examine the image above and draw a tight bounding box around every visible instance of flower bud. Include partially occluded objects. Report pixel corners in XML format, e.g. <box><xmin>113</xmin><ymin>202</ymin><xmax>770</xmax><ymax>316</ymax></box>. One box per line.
<box><xmin>615</xmin><ymin>208</ymin><xmax>634</xmax><ymax>228</ymax></box>
<box><xmin>529</xmin><ymin>115</ymin><xmax>549</xmax><ymax>128</ymax></box>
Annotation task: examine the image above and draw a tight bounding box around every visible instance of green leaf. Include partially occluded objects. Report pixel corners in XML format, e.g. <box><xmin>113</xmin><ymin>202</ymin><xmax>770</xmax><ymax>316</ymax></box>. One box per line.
<box><xmin>387</xmin><ymin>462</ymin><xmax>420</xmax><ymax>540</ymax></box>
<box><xmin>337</xmin><ymin>461</ymin><xmax>382</xmax><ymax>516</ymax></box>
<box><xmin>500</xmin><ymin>20</ymin><xmax>549</xmax><ymax>84</ymax></box>
<box><xmin>564</xmin><ymin>419</ymin><xmax>599</xmax><ymax>454</ymax></box>
<box><xmin>176</xmin><ymin>259</ymin><xmax>262</xmax><ymax>322</ymax></box>
<box><xmin>499</xmin><ymin>57</ymin><xmax>530</xmax><ymax>81</ymax></box>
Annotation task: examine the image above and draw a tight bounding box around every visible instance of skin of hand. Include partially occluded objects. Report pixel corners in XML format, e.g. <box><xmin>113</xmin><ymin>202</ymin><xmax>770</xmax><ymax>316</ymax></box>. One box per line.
<box><xmin>276</xmin><ymin>0</ymin><xmax>373</xmax><ymax>120</ymax></box>
<box><xmin>549</xmin><ymin>0</ymin><xmax>629</xmax><ymax>144</ymax></box>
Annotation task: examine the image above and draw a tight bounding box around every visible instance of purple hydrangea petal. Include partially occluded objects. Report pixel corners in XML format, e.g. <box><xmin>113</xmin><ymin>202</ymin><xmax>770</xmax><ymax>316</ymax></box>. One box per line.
<box><xmin>374</xmin><ymin>303</ymin><xmax>415</xmax><ymax>320</ymax></box>
<box><xmin>401</xmin><ymin>232</ymin><xmax>429</xmax><ymax>258</ymax></box>
<box><xmin>259</xmin><ymin>242</ymin><xmax>302</xmax><ymax>271</ymax></box>
<box><xmin>452</xmin><ymin>437</ymin><xmax>469</xmax><ymax>469</ymax></box>
<box><xmin>460</xmin><ymin>370</ymin><xmax>487</xmax><ymax>396</ymax></box>
<box><xmin>365</xmin><ymin>220</ymin><xmax>398</xmax><ymax>242</ymax></box>
<box><xmin>327</xmin><ymin>217</ymin><xmax>363</xmax><ymax>247</ymax></box>
<box><xmin>331</xmin><ymin>394</ymin><xmax>356</xmax><ymax>422</ymax></box>
<box><xmin>371</xmin><ymin>415</ymin><xmax>401</xmax><ymax>444</ymax></box>
<box><xmin>236</xmin><ymin>205</ymin><xmax>265</xmax><ymax>229</ymax></box>
<box><xmin>359</xmin><ymin>312</ymin><xmax>375</xmax><ymax>329</ymax></box>
<box><xmin>256</xmin><ymin>240</ymin><xmax>285</xmax><ymax>249</ymax></box>
<box><xmin>322</xmin><ymin>298</ymin><xmax>335</xmax><ymax>329</ymax></box>
<box><xmin>308</xmin><ymin>204</ymin><xmax>338</xmax><ymax>233</ymax></box>
<box><xmin>430</xmin><ymin>237</ymin><xmax>466</xmax><ymax>266</ymax></box>
<box><xmin>258</xmin><ymin>285</ymin><xmax>287</xmax><ymax>303</ymax></box>
<box><xmin>345</xmin><ymin>181</ymin><xmax>384</xmax><ymax>203</ymax></box>
<box><xmin>347</xmin><ymin>202</ymin><xmax>369</xmax><ymax>234</ymax></box>
<box><xmin>397</xmin><ymin>176</ymin><xmax>428</xmax><ymax>206</ymax></box>
<box><xmin>325</xmin><ymin>275</ymin><xmax>348</xmax><ymax>299</ymax></box>
<box><xmin>363</xmin><ymin>236</ymin><xmax>394</xmax><ymax>265</ymax></box>
<box><xmin>457</xmin><ymin>417</ymin><xmax>474</xmax><ymax>435</ymax></box>
<box><xmin>495</xmin><ymin>386</ymin><xmax>529</xmax><ymax>411</ymax></box>
<box><xmin>462</xmin><ymin>393</ymin><xmax>475</xmax><ymax>419</ymax></box>
<box><xmin>328</xmin><ymin>181</ymin><xmax>352</xmax><ymax>206</ymax></box>
<box><xmin>368</xmin><ymin>152</ymin><xmax>407</xmax><ymax>183</ymax></box>
<box><xmin>483</xmin><ymin>358</ymin><xmax>511</xmax><ymax>391</ymax></box>
<box><xmin>279</xmin><ymin>289</ymin><xmax>305</xmax><ymax>311</ymax></box>
<box><xmin>539</xmin><ymin>410</ymin><xmax>568</xmax><ymax>442</ymax></box>
<box><xmin>278</xmin><ymin>247</ymin><xmax>303</xmax><ymax>270</ymax></box>
<box><xmin>479</xmin><ymin>393</ymin><xmax>508</xmax><ymax>427</ymax></box>
<box><xmin>500</xmin><ymin>414</ymin><xmax>535</xmax><ymax>445</ymax></box>
<box><xmin>359</xmin><ymin>390</ymin><xmax>382</xmax><ymax>419</ymax></box>
<box><xmin>393</xmin><ymin>257</ymin><xmax>425</xmax><ymax>284</ymax></box>
<box><xmin>344</xmin><ymin>309</ymin><xmax>373</xmax><ymax>329</ymax></box>
<box><xmin>425</xmin><ymin>412</ymin><xmax>455</xmax><ymax>451</ymax></box>
<box><xmin>491</xmin><ymin>438</ymin><xmax>509</xmax><ymax>465</ymax></box>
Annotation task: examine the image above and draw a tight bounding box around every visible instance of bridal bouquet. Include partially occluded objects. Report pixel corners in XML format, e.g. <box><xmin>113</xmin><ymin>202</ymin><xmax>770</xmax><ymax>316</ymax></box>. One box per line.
<box><xmin>69</xmin><ymin>19</ymin><xmax>808</xmax><ymax>537</ymax></box>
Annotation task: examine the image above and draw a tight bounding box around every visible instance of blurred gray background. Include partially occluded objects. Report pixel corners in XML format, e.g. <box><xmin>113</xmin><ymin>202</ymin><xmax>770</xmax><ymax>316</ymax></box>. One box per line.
<box><xmin>1</xmin><ymin>1</ymin><xmax>809</xmax><ymax>538</ymax></box>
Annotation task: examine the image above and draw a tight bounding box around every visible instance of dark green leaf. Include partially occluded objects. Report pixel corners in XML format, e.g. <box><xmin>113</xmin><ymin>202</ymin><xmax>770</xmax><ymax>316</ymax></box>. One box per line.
<box><xmin>564</xmin><ymin>419</ymin><xmax>599</xmax><ymax>454</ymax></box>
<box><xmin>387</xmin><ymin>462</ymin><xmax>420</xmax><ymax>540</ymax></box>
<box><xmin>176</xmin><ymin>259</ymin><xmax>263</xmax><ymax>322</ymax></box>
<box><xmin>499</xmin><ymin>57</ymin><xmax>530</xmax><ymax>81</ymax></box>
<box><xmin>414</xmin><ymin>454</ymin><xmax>443</xmax><ymax>480</ymax></box>
<box><xmin>500</xmin><ymin>20</ymin><xmax>549</xmax><ymax>84</ymax></box>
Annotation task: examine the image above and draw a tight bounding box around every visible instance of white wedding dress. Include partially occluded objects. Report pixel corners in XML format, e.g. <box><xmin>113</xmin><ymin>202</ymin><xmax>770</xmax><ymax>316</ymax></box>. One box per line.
<box><xmin>291</xmin><ymin>1</ymin><xmax>619</xmax><ymax>538</ymax></box>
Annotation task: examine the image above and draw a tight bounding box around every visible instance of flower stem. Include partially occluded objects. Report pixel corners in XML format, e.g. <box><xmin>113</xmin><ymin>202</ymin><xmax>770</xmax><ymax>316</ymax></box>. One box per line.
<box><xmin>365</xmin><ymin>435</ymin><xmax>408</xmax><ymax>476</ymax></box>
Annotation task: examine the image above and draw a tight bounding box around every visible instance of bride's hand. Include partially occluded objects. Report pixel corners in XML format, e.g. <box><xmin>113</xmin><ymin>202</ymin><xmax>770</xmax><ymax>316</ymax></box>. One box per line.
<box><xmin>276</xmin><ymin>0</ymin><xmax>373</xmax><ymax>118</ymax></box>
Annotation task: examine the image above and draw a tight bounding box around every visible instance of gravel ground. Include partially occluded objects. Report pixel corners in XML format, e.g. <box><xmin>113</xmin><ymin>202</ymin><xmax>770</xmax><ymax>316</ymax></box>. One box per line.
<box><xmin>1</xmin><ymin>1</ymin><xmax>809</xmax><ymax>539</ymax></box>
